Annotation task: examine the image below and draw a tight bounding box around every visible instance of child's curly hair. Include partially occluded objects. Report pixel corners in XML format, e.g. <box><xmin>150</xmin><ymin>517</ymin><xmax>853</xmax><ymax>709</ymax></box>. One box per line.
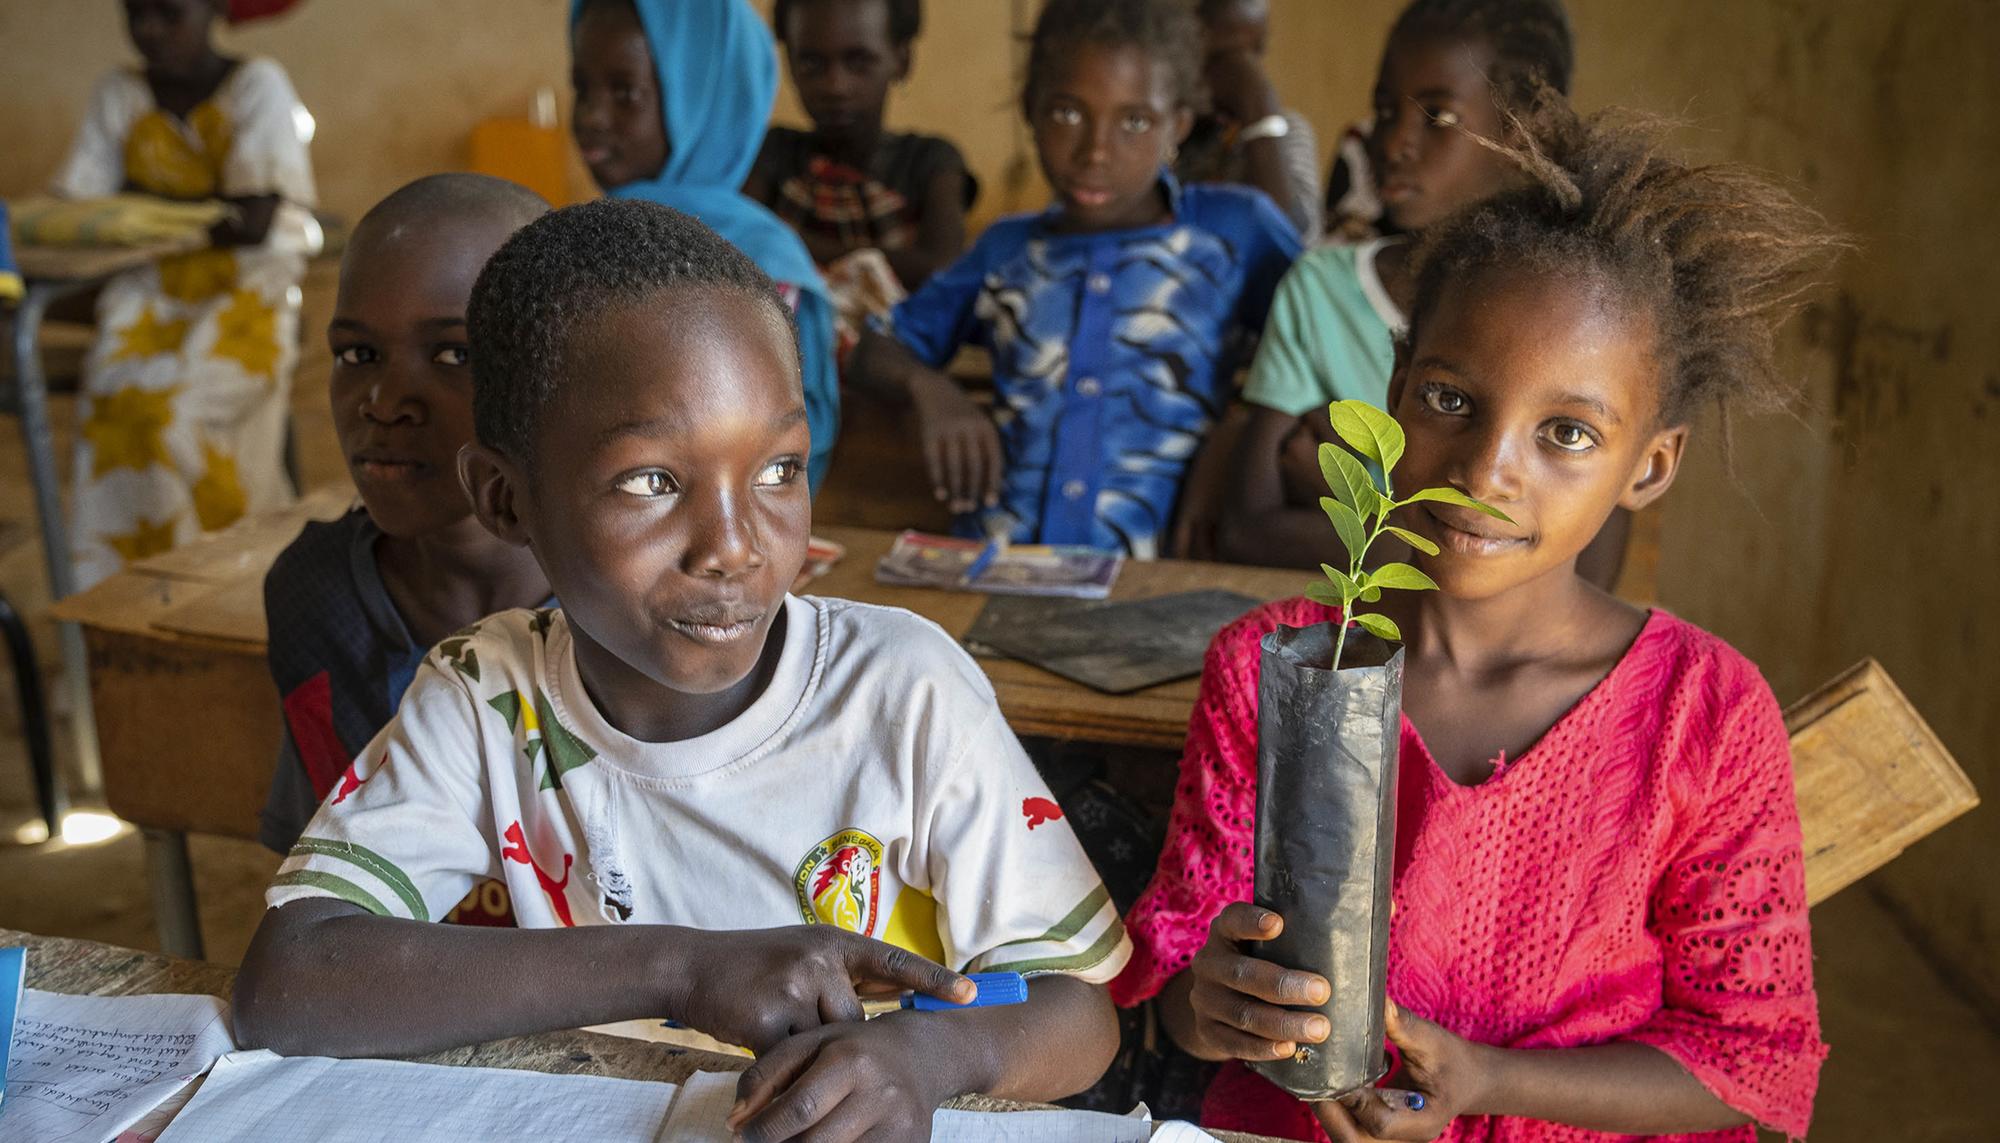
<box><xmin>1408</xmin><ymin>97</ymin><xmax>1845</xmax><ymax>425</ymax></box>
<box><xmin>1022</xmin><ymin>0</ymin><xmax>1207</xmax><ymax>121</ymax></box>
<box><xmin>1390</xmin><ymin>0</ymin><xmax>1575</xmax><ymax>105</ymax></box>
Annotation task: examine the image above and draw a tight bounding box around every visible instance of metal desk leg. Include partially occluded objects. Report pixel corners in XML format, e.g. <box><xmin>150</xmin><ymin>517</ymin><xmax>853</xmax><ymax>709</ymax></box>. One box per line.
<box><xmin>144</xmin><ymin>827</ymin><xmax>205</xmax><ymax>960</ymax></box>
<box><xmin>10</xmin><ymin>282</ymin><xmax>103</xmax><ymax>792</ymax></box>
<box><xmin>0</xmin><ymin>590</ymin><xmax>63</xmax><ymax>836</ymax></box>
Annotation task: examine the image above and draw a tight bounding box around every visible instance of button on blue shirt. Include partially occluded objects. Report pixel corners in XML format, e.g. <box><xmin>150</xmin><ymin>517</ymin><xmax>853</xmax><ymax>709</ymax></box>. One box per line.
<box><xmin>879</xmin><ymin>175</ymin><xmax>1302</xmax><ymax>556</ymax></box>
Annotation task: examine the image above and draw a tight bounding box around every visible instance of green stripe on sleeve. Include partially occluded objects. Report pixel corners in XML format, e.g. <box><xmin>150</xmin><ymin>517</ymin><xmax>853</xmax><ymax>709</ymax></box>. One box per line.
<box><xmin>980</xmin><ymin>917</ymin><xmax>1127</xmax><ymax>977</ymax></box>
<box><xmin>271</xmin><ymin>869</ymin><xmax>392</xmax><ymax>918</ymax></box>
<box><xmin>289</xmin><ymin>837</ymin><xmax>431</xmax><ymax>922</ymax></box>
<box><xmin>986</xmin><ymin>884</ymin><xmax>1112</xmax><ymax>952</ymax></box>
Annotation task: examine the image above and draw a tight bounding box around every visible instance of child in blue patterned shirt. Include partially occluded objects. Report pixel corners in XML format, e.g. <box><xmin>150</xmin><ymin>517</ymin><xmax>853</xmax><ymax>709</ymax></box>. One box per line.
<box><xmin>850</xmin><ymin>0</ymin><xmax>1300</xmax><ymax>558</ymax></box>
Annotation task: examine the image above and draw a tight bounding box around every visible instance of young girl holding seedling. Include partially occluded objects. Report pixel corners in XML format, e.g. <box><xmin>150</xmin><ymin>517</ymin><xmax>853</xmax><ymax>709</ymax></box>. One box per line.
<box><xmin>850</xmin><ymin>0</ymin><xmax>1301</xmax><ymax>559</ymax></box>
<box><xmin>569</xmin><ymin>0</ymin><xmax>841</xmax><ymax>491</ymax></box>
<box><xmin>1115</xmin><ymin>100</ymin><xmax>1840</xmax><ymax>1142</ymax></box>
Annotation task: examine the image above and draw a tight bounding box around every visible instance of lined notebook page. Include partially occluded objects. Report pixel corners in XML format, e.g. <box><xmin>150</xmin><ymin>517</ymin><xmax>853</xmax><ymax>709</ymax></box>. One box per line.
<box><xmin>662</xmin><ymin>1070</ymin><xmax>1154</xmax><ymax>1143</ymax></box>
<box><xmin>1</xmin><ymin>990</ymin><xmax>233</xmax><ymax>1143</ymax></box>
<box><xmin>155</xmin><ymin>1051</ymin><xmax>677</xmax><ymax>1142</ymax></box>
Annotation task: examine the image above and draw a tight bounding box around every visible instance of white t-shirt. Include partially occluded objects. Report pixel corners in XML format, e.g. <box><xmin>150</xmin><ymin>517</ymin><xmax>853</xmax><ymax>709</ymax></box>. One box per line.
<box><xmin>268</xmin><ymin>596</ymin><xmax>1131</xmax><ymax>983</ymax></box>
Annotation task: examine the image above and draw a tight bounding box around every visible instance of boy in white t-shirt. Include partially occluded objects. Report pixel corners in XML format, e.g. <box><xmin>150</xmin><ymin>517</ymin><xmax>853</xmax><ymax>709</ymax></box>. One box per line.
<box><xmin>234</xmin><ymin>199</ymin><xmax>1127</xmax><ymax>1141</ymax></box>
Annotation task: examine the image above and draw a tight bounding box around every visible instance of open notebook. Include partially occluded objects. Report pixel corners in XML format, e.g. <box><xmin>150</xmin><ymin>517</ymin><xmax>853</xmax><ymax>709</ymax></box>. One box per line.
<box><xmin>155</xmin><ymin>1054</ymin><xmax>1192</xmax><ymax>1142</ymax></box>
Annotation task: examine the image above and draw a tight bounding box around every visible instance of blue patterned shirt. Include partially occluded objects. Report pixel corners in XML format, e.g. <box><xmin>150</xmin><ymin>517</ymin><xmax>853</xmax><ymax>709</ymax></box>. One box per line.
<box><xmin>880</xmin><ymin>175</ymin><xmax>1301</xmax><ymax>556</ymax></box>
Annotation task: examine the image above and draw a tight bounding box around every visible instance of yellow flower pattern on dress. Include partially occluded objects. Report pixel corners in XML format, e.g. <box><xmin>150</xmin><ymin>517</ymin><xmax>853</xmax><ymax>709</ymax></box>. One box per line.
<box><xmin>124</xmin><ymin>104</ymin><xmax>231</xmax><ymax>200</ymax></box>
<box><xmin>157</xmin><ymin>248</ymin><xmax>238</xmax><ymax>304</ymax></box>
<box><xmin>81</xmin><ymin>386</ymin><xmax>180</xmax><ymax>476</ymax></box>
<box><xmin>113</xmin><ymin>305</ymin><xmax>190</xmax><ymax>361</ymax></box>
<box><xmin>211</xmin><ymin>288</ymin><xmax>280</xmax><ymax>380</ymax></box>
<box><xmin>190</xmin><ymin>441</ymin><xmax>248</xmax><ymax>531</ymax></box>
<box><xmin>105</xmin><ymin>515</ymin><xmax>182</xmax><ymax>564</ymax></box>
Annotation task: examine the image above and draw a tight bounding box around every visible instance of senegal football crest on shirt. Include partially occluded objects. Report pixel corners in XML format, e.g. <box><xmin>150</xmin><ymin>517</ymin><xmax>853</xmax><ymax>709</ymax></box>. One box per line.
<box><xmin>795</xmin><ymin>829</ymin><xmax>883</xmax><ymax>935</ymax></box>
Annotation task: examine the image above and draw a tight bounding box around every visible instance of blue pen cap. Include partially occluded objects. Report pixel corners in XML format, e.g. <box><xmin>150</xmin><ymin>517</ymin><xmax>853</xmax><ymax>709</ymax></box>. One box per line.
<box><xmin>908</xmin><ymin>971</ymin><xmax>1029</xmax><ymax>1012</ymax></box>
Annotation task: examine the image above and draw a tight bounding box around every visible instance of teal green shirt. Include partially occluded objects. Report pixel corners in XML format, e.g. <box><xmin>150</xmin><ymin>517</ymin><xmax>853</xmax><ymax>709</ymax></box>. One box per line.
<box><xmin>1242</xmin><ymin>237</ymin><xmax>1407</xmax><ymax>415</ymax></box>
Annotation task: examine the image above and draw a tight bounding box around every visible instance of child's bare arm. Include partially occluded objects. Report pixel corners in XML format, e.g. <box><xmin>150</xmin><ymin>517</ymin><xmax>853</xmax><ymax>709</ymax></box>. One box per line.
<box><xmin>849</xmin><ymin>329</ymin><xmax>1002</xmax><ymax>514</ymax></box>
<box><xmin>885</xmin><ymin>166</ymin><xmax>970</xmax><ymax>290</ymax></box>
<box><xmin>1326</xmin><ymin>1017</ymin><xmax>1747</xmax><ymax>1139</ymax></box>
<box><xmin>233</xmin><ymin>898</ymin><xmax>972</xmax><ymax>1059</ymax></box>
<box><xmin>1217</xmin><ymin>406</ymin><xmax>1350</xmax><ymax>569</ymax></box>
<box><xmin>729</xmin><ymin>974</ymin><xmax>1118</xmax><ymax>1143</ymax></box>
<box><xmin>212</xmin><ymin>194</ymin><xmax>279</xmax><ymax>247</ymax></box>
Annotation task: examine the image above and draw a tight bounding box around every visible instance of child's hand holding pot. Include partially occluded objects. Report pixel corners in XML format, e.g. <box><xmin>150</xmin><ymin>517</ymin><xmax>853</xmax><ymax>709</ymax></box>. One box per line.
<box><xmin>1313</xmin><ymin>1000</ymin><xmax>1486</xmax><ymax>1142</ymax></box>
<box><xmin>1176</xmin><ymin>902</ymin><xmax>1334</xmax><ymax>1062</ymax></box>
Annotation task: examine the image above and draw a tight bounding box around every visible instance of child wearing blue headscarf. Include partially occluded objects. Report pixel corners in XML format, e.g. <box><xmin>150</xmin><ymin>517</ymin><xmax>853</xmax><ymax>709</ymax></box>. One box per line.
<box><xmin>571</xmin><ymin>0</ymin><xmax>840</xmax><ymax>492</ymax></box>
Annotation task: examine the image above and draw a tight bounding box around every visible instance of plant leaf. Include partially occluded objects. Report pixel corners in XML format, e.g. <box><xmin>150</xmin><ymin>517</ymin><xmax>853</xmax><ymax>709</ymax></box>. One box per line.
<box><xmin>1384</xmin><ymin>525</ymin><xmax>1440</xmax><ymax>557</ymax></box>
<box><xmin>1350</xmin><ymin>572</ymin><xmax>1384</xmax><ymax>603</ymax></box>
<box><xmin>1369</xmin><ymin>562</ymin><xmax>1441</xmax><ymax>592</ymax></box>
<box><xmin>1319</xmin><ymin>563</ymin><xmax>1361</xmax><ymax>599</ymax></box>
<box><xmin>1399</xmin><ymin>485</ymin><xmax>1514</xmax><ymax>522</ymax></box>
<box><xmin>1328</xmin><ymin>400</ymin><xmax>1405</xmax><ymax>477</ymax></box>
<box><xmin>1305</xmin><ymin>580</ymin><xmax>1345</xmax><ymax>607</ymax></box>
<box><xmin>1318</xmin><ymin>497</ymin><xmax>1367</xmax><ymax>560</ymax></box>
<box><xmin>1351</xmin><ymin>611</ymin><xmax>1404</xmax><ymax>643</ymax></box>
<box><xmin>1318</xmin><ymin>442</ymin><xmax>1376</xmax><ymax>515</ymax></box>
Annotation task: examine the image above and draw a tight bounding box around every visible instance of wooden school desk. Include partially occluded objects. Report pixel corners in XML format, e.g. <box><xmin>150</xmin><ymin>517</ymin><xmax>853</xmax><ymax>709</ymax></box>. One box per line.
<box><xmin>0</xmin><ymin>927</ymin><xmax>1286</xmax><ymax>1142</ymax></box>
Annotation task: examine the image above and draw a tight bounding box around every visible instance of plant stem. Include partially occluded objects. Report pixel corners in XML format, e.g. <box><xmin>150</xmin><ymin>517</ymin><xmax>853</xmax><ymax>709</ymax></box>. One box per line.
<box><xmin>1330</xmin><ymin>498</ymin><xmax>1398</xmax><ymax>674</ymax></box>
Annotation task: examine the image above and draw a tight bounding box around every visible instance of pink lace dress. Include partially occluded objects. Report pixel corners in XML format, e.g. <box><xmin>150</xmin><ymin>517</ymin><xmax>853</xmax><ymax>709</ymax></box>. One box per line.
<box><xmin>1113</xmin><ymin>598</ymin><xmax>1824</xmax><ymax>1141</ymax></box>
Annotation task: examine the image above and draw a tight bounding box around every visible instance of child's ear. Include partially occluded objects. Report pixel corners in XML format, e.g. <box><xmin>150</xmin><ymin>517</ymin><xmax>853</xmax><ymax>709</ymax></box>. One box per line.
<box><xmin>459</xmin><ymin>443</ymin><xmax>534</xmax><ymax>548</ymax></box>
<box><xmin>1619</xmin><ymin>424</ymin><xmax>1687</xmax><ymax>512</ymax></box>
<box><xmin>1172</xmin><ymin>106</ymin><xmax>1196</xmax><ymax>149</ymax></box>
<box><xmin>893</xmin><ymin>41</ymin><xmax>913</xmax><ymax>83</ymax></box>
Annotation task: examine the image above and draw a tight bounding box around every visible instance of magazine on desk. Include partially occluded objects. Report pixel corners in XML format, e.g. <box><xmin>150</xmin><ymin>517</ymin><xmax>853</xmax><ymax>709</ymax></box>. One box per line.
<box><xmin>874</xmin><ymin>531</ymin><xmax>1122</xmax><ymax>600</ymax></box>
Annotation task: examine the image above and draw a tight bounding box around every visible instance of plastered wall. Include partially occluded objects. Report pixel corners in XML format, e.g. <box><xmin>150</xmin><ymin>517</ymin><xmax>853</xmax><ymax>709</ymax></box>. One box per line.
<box><xmin>1</xmin><ymin>0</ymin><xmax>1994</xmax><ymax>1011</ymax></box>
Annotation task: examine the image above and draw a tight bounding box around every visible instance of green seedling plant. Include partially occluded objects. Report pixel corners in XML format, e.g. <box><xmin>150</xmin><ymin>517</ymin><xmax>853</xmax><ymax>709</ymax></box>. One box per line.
<box><xmin>1308</xmin><ymin>399</ymin><xmax>1513</xmax><ymax>673</ymax></box>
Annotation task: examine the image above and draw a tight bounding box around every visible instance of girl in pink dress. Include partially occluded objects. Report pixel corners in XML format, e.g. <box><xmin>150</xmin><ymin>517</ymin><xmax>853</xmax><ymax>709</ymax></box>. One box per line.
<box><xmin>1114</xmin><ymin>100</ymin><xmax>1842</xmax><ymax>1143</ymax></box>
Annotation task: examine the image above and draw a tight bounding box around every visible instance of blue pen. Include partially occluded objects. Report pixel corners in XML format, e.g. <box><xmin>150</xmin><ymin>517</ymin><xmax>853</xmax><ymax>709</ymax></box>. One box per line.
<box><xmin>963</xmin><ymin>538</ymin><xmax>1004</xmax><ymax>583</ymax></box>
<box><xmin>861</xmin><ymin>971</ymin><xmax>1028</xmax><ymax>1017</ymax></box>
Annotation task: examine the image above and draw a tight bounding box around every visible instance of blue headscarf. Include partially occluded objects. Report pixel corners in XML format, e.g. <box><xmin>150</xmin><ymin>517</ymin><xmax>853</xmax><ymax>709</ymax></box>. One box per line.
<box><xmin>570</xmin><ymin>0</ymin><xmax>840</xmax><ymax>492</ymax></box>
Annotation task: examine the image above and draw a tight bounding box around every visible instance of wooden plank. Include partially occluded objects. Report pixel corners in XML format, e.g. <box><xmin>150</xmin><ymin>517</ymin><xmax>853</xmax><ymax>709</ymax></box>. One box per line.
<box><xmin>85</xmin><ymin>626</ymin><xmax>277</xmax><ymax>839</ymax></box>
<box><xmin>130</xmin><ymin>481</ymin><xmax>354</xmax><ymax>582</ymax></box>
<box><xmin>1787</xmin><ymin>659</ymin><xmax>1980</xmax><ymax>904</ymax></box>
<box><xmin>152</xmin><ymin>574</ymin><xmax>268</xmax><ymax>645</ymax></box>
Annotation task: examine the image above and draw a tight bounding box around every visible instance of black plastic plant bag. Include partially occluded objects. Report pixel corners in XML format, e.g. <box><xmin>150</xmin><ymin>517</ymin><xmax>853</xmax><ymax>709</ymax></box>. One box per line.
<box><xmin>1248</xmin><ymin>621</ymin><xmax>1404</xmax><ymax>1100</ymax></box>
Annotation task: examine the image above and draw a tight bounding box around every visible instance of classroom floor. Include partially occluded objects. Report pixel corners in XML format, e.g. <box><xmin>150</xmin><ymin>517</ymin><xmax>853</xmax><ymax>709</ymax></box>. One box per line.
<box><xmin>0</xmin><ymin>267</ymin><xmax>1997</xmax><ymax>1140</ymax></box>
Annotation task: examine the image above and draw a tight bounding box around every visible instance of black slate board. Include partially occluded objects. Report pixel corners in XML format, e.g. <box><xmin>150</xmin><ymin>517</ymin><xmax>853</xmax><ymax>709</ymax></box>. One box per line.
<box><xmin>962</xmin><ymin>590</ymin><xmax>1265</xmax><ymax>694</ymax></box>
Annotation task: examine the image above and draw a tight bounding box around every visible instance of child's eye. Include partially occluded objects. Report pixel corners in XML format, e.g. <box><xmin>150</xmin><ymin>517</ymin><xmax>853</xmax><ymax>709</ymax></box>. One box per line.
<box><xmin>1049</xmin><ymin>105</ymin><xmax>1083</xmax><ymax>128</ymax></box>
<box><xmin>432</xmin><ymin>346</ymin><xmax>469</xmax><ymax>367</ymax></box>
<box><xmin>1121</xmin><ymin>113</ymin><xmax>1154</xmax><ymax>134</ymax></box>
<box><xmin>1425</xmin><ymin>106</ymin><xmax>1462</xmax><ymax>129</ymax></box>
<box><xmin>754</xmin><ymin>459</ymin><xmax>803</xmax><ymax>488</ymax></box>
<box><xmin>615</xmin><ymin>470</ymin><xmax>679</xmax><ymax>497</ymax></box>
<box><xmin>1420</xmin><ymin>384</ymin><xmax>1470</xmax><ymax>416</ymax></box>
<box><xmin>1543</xmin><ymin>421</ymin><xmax>1598</xmax><ymax>452</ymax></box>
<box><xmin>333</xmin><ymin>345</ymin><xmax>376</xmax><ymax>366</ymax></box>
